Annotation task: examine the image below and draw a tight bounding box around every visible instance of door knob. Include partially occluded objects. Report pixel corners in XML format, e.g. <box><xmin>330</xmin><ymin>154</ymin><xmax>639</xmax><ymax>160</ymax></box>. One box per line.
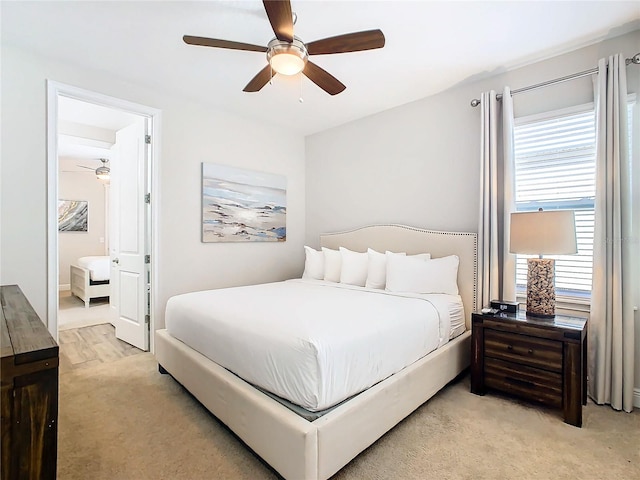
<box><xmin>112</xmin><ymin>258</ymin><xmax>119</xmax><ymax>265</ymax></box>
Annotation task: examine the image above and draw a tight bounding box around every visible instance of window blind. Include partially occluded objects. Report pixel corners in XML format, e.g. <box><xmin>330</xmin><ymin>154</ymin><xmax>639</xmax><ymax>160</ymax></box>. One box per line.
<box><xmin>514</xmin><ymin>108</ymin><xmax>596</xmax><ymax>298</ymax></box>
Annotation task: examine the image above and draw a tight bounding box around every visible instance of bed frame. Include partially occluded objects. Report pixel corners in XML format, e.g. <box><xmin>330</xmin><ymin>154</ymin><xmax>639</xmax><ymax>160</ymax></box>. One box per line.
<box><xmin>70</xmin><ymin>264</ymin><xmax>110</xmax><ymax>308</ymax></box>
<box><xmin>155</xmin><ymin>224</ymin><xmax>477</xmax><ymax>480</ymax></box>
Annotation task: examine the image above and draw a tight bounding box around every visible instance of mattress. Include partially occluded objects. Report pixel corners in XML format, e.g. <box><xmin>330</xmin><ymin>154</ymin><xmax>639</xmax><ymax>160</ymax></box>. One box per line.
<box><xmin>76</xmin><ymin>256</ymin><xmax>110</xmax><ymax>282</ymax></box>
<box><xmin>165</xmin><ymin>279</ymin><xmax>464</xmax><ymax>412</ymax></box>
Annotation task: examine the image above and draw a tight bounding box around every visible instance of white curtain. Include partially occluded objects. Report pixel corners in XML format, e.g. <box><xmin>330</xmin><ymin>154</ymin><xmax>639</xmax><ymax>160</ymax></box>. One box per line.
<box><xmin>589</xmin><ymin>54</ymin><xmax>635</xmax><ymax>412</ymax></box>
<box><xmin>478</xmin><ymin>88</ymin><xmax>516</xmax><ymax>308</ymax></box>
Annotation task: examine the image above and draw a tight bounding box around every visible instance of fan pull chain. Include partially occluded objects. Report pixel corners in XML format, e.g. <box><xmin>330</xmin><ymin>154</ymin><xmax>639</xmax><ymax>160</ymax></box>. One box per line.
<box><xmin>269</xmin><ymin>63</ymin><xmax>273</xmax><ymax>86</ymax></box>
<box><xmin>299</xmin><ymin>73</ymin><xmax>304</xmax><ymax>103</ymax></box>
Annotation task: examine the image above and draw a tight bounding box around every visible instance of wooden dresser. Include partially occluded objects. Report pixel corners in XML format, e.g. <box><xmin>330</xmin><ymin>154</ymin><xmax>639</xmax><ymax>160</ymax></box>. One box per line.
<box><xmin>470</xmin><ymin>310</ymin><xmax>587</xmax><ymax>427</ymax></box>
<box><xmin>1</xmin><ymin>285</ymin><xmax>59</xmax><ymax>480</ymax></box>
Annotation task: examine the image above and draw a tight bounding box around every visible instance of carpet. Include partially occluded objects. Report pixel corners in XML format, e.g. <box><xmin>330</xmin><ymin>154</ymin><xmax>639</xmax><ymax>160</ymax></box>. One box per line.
<box><xmin>58</xmin><ymin>353</ymin><xmax>640</xmax><ymax>479</ymax></box>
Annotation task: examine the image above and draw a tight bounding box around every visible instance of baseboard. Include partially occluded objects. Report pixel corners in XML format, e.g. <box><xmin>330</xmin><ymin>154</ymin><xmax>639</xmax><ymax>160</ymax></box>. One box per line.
<box><xmin>634</xmin><ymin>388</ymin><xmax>640</xmax><ymax>408</ymax></box>
<box><xmin>59</xmin><ymin>284</ymin><xmax>70</xmax><ymax>291</ymax></box>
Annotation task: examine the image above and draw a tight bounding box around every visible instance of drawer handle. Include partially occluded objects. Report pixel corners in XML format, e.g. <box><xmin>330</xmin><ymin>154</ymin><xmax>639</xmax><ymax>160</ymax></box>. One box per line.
<box><xmin>528</xmin><ymin>348</ymin><xmax>534</xmax><ymax>354</ymax></box>
<box><xmin>507</xmin><ymin>345</ymin><xmax>513</xmax><ymax>350</ymax></box>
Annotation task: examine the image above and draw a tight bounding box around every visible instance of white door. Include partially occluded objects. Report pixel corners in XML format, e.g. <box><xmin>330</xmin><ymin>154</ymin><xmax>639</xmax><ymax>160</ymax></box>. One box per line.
<box><xmin>110</xmin><ymin>118</ymin><xmax>150</xmax><ymax>350</ymax></box>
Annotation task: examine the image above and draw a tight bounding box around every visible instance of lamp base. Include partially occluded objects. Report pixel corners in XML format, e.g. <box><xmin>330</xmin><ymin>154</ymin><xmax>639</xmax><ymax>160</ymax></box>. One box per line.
<box><xmin>526</xmin><ymin>258</ymin><xmax>556</xmax><ymax>317</ymax></box>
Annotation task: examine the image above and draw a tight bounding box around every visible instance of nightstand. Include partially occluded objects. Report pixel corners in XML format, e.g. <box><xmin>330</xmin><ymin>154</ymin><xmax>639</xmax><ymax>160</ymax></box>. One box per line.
<box><xmin>470</xmin><ymin>310</ymin><xmax>587</xmax><ymax>427</ymax></box>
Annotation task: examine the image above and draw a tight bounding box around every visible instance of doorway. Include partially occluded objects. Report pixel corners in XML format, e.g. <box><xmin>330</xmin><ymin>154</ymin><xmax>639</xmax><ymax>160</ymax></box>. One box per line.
<box><xmin>47</xmin><ymin>81</ymin><xmax>160</xmax><ymax>352</ymax></box>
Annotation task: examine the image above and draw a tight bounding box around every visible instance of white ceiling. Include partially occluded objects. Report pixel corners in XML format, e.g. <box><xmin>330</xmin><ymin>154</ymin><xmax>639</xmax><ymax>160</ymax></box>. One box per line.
<box><xmin>57</xmin><ymin>95</ymin><xmax>140</xmax><ymax>166</ymax></box>
<box><xmin>59</xmin><ymin>96</ymin><xmax>141</xmax><ymax>132</ymax></box>
<box><xmin>2</xmin><ymin>1</ymin><xmax>639</xmax><ymax>136</ymax></box>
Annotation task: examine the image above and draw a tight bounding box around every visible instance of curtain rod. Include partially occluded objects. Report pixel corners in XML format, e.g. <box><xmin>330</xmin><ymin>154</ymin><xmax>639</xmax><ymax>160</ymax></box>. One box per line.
<box><xmin>470</xmin><ymin>52</ymin><xmax>640</xmax><ymax>107</ymax></box>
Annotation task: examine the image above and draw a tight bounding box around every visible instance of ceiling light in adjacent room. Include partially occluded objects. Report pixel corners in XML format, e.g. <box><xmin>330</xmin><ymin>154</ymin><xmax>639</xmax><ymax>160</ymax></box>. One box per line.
<box><xmin>95</xmin><ymin>158</ymin><xmax>110</xmax><ymax>182</ymax></box>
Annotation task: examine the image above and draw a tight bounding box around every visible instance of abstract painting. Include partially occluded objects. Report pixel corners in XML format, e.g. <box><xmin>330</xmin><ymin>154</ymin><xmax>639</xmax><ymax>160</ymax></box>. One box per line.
<box><xmin>202</xmin><ymin>163</ymin><xmax>287</xmax><ymax>242</ymax></box>
<box><xmin>58</xmin><ymin>200</ymin><xmax>88</xmax><ymax>232</ymax></box>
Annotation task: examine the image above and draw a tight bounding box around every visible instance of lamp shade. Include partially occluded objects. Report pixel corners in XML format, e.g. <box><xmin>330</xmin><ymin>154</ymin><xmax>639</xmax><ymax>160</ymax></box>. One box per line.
<box><xmin>510</xmin><ymin>210</ymin><xmax>577</xmax><ymax>255</ymax></box>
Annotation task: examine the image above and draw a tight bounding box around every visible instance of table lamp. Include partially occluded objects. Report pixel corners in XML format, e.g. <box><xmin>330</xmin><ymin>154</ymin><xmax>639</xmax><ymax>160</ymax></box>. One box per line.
<box><xmin>509</xmin><ymin>209</ymin><xmax>577</xmax><ymax>317</ymax></box>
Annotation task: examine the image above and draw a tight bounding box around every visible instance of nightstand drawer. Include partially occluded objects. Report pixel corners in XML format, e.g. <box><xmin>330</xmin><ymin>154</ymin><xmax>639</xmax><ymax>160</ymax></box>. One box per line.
<box><xmin>485</xmin><ymin>329</ymin><xmax>562</xmax><ymax>372</ymax></box>
<box><xmin>485</xmin><ymin>358</ymin><xmax>562</xmax><ymax>407</ymax></box>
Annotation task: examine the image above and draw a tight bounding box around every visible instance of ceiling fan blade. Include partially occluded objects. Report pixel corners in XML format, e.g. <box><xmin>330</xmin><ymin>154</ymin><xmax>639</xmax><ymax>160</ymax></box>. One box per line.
<box><xmin>243</xmin><ymin>65</ymin><xmax>276</xmax><ymax>92</ymax></box>
<box><xmin>302</xmin><ymin>61</ymin><xmax>346</xmax><ymax>96</ymax></box>
<box><xmin>306</xmin><ymin>29</ymin><xmax>385</xmax><ymax>55</ymax></box>
<box><xmin>262</xmin><ymin>0</ymin><xmax>294</xmax><ymax>42</ymax></box>
<box><xmin>183</xmin><ymin>35</ymin><xmax>267</xmax><ymax>53</ymax></box>
<box><xmin>76</xmin><ymin>165</ymin><xmax>95</xmax><ymax>171</ymax></box>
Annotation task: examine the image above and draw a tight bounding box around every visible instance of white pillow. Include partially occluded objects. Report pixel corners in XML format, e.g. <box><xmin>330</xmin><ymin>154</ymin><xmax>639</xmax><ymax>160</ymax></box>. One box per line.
<box><xmin>385</xmin><ymin>254</ymin><xmax>459</xmax><ymax>295</ymax></box>
<box><xmin>302</xmin><ymin>246</ymin><xmax>324</xmax><ymax>280</ymax></box>
<box><xmin>322</xmin><ymin>247</ymin><xmax>342</xmax><ymax>283</ymax></box>
<box><xmin>366</xmin><ymin>250</ymin><xmax>430</xmax><ymax>289</ymax></box>
<box><xmin>365</xmin><ymin>249</ymin><xmax>395</xmax><ymax>289</ymax></box>
<box><xmin>339</xmin><ymin>247</ymin><xmax>368</xmax><ymax>286</ymax></box>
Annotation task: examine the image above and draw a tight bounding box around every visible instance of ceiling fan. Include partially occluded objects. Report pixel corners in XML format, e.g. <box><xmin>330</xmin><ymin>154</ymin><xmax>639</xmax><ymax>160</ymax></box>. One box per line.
<box><xmin>77</xmin><ymin>158</ymin><xmax>110</xmax><ymax>181</ymax></box>
<box><xmin>183</xmin><ymin>0</ymin><xmax>385</xmax><ymax>95</ymax></box>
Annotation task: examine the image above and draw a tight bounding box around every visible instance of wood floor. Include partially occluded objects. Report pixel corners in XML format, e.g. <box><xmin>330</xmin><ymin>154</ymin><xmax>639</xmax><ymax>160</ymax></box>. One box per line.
<box><xmin>58</xmin><ymin>323</ymin><xmax>144</xmax><ymax>373</ymax></box>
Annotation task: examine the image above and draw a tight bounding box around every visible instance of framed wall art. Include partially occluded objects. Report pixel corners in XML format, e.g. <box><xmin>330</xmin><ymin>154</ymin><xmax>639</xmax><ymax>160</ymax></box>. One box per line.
<box><xmin>202</xmin><ymin>163</ymin><xmax>287</xmax><ymax>243</ymax></box>
<box><xmin>58</xmin><ymin>200</ymin><xmax>88</xmax><ymax>232</ymax></box>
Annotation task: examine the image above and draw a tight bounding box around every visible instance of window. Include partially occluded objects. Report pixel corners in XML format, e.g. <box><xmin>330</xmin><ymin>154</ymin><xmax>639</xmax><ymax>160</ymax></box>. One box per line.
<box><xmin>513</xmin><ymin>98</ymin><xmax>635</xmax><ymax>301</ymax></box>
<box><xmin>514</xmin><ymin>105</ymin><xmax>596</xmax><ymax>299</ymax></box>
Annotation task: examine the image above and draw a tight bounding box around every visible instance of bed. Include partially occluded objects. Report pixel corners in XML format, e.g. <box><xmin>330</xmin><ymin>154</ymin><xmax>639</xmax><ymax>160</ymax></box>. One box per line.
<box><xmin>155</xmin><ymin>224</ymin><xmax>477</xmax><ymax>480</ymax></box>
<box><xmin>70</xmin><ymin>255</ymin><xmax>110</xmax><ymax>308</ymax></box>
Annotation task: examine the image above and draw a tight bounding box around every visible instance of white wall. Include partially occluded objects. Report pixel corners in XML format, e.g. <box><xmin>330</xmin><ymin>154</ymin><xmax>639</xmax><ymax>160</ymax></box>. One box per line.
<box><xmin>58</xmin><ymin>169</ymin><xmax>107</xmax><ymax>286</ymax></box>
<box><xmin>305</xmin><ymin>30</ymin><xmax>640</xmax><ymax>399</ymax></box>
<box><xmin>306</xmin><ymin>30</ymin><xmax>639</xmax><ymax>242</ymax></box>
<box><xmin>0</xmin><ymin>45</ymin><xmax>306</xmax><ymax>331</ymax></box>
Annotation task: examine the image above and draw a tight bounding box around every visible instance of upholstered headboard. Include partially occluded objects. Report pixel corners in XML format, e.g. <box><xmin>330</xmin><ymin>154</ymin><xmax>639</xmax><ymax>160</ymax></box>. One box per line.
<box><xmin>320</xmin><ymin>224</ymin><xmax>478</xmax><ymax>330</ymax></box>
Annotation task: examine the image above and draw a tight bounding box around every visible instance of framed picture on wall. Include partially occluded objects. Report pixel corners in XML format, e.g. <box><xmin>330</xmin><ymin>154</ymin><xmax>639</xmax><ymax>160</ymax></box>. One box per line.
<box><xmin>201</xmin><ymin>163</ymin><xmax>287</xmax><ymax>243</ymax></box>
<box><xmin>58</xmin><ymin>199</ymin><xmax>88</xmax><ymax>232</ymax></box>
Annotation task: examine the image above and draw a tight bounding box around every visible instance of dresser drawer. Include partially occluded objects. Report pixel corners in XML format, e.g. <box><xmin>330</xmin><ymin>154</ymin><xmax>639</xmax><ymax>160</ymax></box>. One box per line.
<box><xmin>485</xmin><ymin>329</ymin><xmax>562</xmax><ymax>372</ymax></box>
<box><xmin>485</xmin><ymin>357</ymin><xmax>562</xmax><ymax>407</ymax></box>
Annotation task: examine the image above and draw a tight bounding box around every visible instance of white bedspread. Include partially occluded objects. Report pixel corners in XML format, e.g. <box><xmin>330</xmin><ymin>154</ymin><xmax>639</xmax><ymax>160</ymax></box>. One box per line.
<box><xmin>165</xmin><ymin>279</ymin><xmax>463</xmax><ymax>412</ymax></box>
<box><xmin>77</xmin><ymin>256</ymin><xmax>110</xmax><ymax>281</ymax></box>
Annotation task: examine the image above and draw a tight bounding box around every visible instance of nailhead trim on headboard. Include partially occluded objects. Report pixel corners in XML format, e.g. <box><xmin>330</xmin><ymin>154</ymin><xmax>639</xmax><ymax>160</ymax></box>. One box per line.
<box><xmin>320</xmin><ymin>224</ymin><xmax>478</xmax><ymax>314</ymax></box>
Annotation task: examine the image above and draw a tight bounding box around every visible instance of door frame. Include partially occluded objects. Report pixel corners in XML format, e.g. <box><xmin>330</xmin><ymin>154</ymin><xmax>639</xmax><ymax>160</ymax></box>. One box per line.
<box><xmin>46</xmin><ymin>80</ymin><xmax>161</xmax><ymax>351</ymax></box>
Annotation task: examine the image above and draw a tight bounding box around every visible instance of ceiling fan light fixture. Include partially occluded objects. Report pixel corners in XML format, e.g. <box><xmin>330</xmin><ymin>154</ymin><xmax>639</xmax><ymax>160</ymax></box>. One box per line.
<box><xmin>267</xmin><ymin>37</ymin><xmax>307</xmax><ymax>76</ymax></box>
<box><xmin>270</xmin><ymin>53</ymin><xmax>305</xmax><ymax>75</ymax></box>
<box><xmin>95</xmin><ymin>158</ymin><xmax>110</xmax><ymax>181</ymax></box>
<box><xmin>183</xmin><ymin>0</ymin><xmax>385</xmax><ymax>95</ymax></box>
<box><xmin>95</xmin><ymin>166</ymin><xmax>110</xmax><ymax>181</ymax></box>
